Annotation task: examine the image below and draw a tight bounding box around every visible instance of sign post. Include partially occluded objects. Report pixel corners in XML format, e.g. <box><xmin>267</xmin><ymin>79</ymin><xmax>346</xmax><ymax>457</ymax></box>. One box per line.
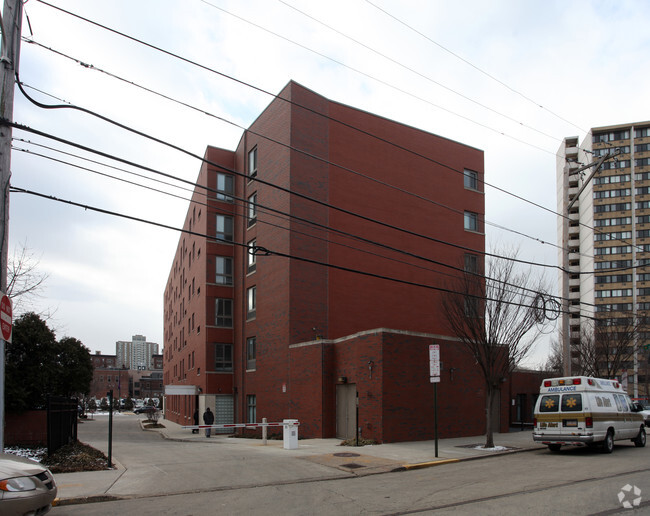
<box><xmin>0</xmin><ymin>293</ymin><xmax>11</xmax><ymax>452</ymax></box>
<box><xmin>429</xmin><ymin>344</ymin><xmax>440</xmax><ymax>457</ymax></box>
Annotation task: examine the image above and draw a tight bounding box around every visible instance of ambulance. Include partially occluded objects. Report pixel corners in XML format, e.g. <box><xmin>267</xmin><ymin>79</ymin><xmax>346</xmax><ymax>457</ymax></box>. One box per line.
<box><xmin>533</xmin><ymin>376</ymin><xmax>646</xmax><ymax>453</ymax></box>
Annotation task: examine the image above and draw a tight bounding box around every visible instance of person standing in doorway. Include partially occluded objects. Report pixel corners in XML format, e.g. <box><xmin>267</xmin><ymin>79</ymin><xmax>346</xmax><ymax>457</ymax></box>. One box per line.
<box><xmin>203</xmin><ymin>407</ymin><xmax>214</xmax><ymax>437</ymax></box>
<box><xmin>192</xmin><ymin>409</ymin><xmax>199</xmax><ymax>434</ymax></box>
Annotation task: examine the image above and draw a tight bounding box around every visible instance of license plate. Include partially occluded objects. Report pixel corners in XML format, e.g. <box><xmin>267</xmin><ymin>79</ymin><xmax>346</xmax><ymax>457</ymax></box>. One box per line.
<box><xmin>563</xmin><ymin>419</ymin><xmax>578</xmax><ymax>427</ymax></box>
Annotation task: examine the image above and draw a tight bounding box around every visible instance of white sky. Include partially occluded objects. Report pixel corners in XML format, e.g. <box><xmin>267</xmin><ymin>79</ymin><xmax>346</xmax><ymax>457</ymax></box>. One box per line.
<box><xmin>6</xmin><ymin>0</ymin><xmax>649</xmax><ymax>365</ymax></box>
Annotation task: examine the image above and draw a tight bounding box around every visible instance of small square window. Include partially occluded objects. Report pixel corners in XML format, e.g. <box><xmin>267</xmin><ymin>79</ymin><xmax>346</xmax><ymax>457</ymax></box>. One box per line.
<box><xmin>247</xmin><ymin>286</ymin><xmax>256</xmax><ymax>319</ymax></box>
<box><xmin>247</xmin><ymin>336</ymin><xmax>256</xmax><ymax>370</ymax></box>
<box><xmin>248</xmin><ymin>193</ymin><xmax>257</xmax><ymax>228</ymax></box>
<box><xmin>464</xmin><ymin>253</ymin><xmax>479</xmax><ymax>274</ymax></box>
<box><xmin>247</xmin><ymin>394</ymin><xmax>256</xmax><ymax>423</ymax></box>
<box><xmin>215</xmin><ymin>343</ymin><xmax>233</xmax><ymax>371</ymax></box>
<box><xmin>464</xmin><ymin>169</ymin><xmax>478</xmax><ymax>190</ymax></box>
<box><xmin>248</xmin><ymin>239</ymin><xmax>257</xmax><ymax>273</ymax></box>
<box><xmin>215</xmin><ymin>298</ymin><xmax>233</xmax><ymax>327</ymax></box>
<box><xmin>217</xmin><ymin>173</ymin><xmax>234</xmax><ymax>202</ymax></box>
<box><xmin>464</xmin><ymin>211</ymin><xmax>479</xmax><ymax>232</ymax></box>
<box><xmin>216</xmin><ymin>215</ymin><xmax>234</xmax><ymax>242</ymax></box>
<box><xmin>248</xmin><ymin>147</ymin><xmax>257</xmax><ymax>178</ymax></box>
<box><xmin>215</xmin><ymin>256</ymin><xmax>233</xmax><ymax>285</ymax></box>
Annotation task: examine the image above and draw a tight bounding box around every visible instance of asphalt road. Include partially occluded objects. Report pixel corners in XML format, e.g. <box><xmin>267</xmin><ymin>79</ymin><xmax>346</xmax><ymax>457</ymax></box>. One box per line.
<box><xmin>52</xmin><ymin>415</ymin><xmax>650</xmax><ymax>515</ymax></box>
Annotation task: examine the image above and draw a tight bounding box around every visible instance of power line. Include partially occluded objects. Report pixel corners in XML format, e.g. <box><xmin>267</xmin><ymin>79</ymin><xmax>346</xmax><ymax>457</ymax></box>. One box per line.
<box><xmin>8</xmin><ymin>185</ymin><xmax>565</xmax><ymax>317</ymax></box>
<box><xmin>18</xmin><ymin>16</ymin><xmax>608</xmax><ymax>262</ymax></box>
<box><xmin>363</xmin><ymin>0</ymin><xmax>588</xmax><ymax>134</ymax></box>
<box><xmin>13</xmin><ymin>71</ymin><xmax>574</xmax><ymax>273</ymax></box>
<box><xmin>277</xmin><ymin>0</ymin><xmax>562</xmax><ymax>144</ymax></box>
<box><xmin>14</xmin><ymin>140</ymin><xmax>574</xmax><ymax>307</ymax></box>
<box><xmin>20</xmin><ymin>41</ymin><xmax>573</xmax><ymax>257</ymax></box>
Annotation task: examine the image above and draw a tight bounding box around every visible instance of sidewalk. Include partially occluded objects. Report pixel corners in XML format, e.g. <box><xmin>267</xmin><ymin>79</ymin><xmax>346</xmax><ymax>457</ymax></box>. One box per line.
<box><xmin>54</xmin><ymin>416</ymin><xmax>543</xmax><ymax>506</ymax></box>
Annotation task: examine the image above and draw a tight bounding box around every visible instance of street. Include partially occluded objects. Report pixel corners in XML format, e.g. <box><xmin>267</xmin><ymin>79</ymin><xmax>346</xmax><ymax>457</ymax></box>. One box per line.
<box><xmin>52</xmin><ymin>415</ymin><xmax>650</xmax><ymax>515</ymax></box>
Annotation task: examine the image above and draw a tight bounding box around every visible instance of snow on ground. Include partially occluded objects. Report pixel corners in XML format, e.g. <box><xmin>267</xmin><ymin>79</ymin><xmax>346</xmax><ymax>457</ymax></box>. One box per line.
<box><xmin>4</xmin><ymin>446</ymin><xmax>47</xmax><ymax>462</ymax></box>
<box><xmin>472</xmin><ymin>445</ymin><xmax>509</xmax><ymax>452</ymax></box>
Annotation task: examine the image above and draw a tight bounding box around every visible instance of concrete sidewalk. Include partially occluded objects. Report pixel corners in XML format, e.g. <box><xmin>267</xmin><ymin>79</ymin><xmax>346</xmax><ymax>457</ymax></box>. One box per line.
<box><xmin>54</xmin><ymin>416</ymin><xmax>543</xmax><ymax>506</ymax></box>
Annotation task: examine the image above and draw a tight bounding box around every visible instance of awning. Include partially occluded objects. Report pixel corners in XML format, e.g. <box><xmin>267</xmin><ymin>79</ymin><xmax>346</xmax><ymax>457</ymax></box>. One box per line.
<box><xmin>164</xmin><ymin>385</ymin><xmax>200</xmax><ymax>395</ymax></box>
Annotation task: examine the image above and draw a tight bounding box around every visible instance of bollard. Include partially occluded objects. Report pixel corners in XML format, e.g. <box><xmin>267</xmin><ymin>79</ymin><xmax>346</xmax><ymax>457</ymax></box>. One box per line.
<box><xmin>262</xmin><ymin>417</ymin><xmax>268</xmax><ymax>445</ymax></box>
<box><xmin>282</xmin><ymin>419</ymin><xmax>299</xmax><ymax>450</ymax></box>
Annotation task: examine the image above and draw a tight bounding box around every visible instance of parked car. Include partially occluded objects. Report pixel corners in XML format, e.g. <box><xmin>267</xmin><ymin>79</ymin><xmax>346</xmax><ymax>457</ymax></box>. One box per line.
<box><xmin>0</xmin><ymin>453</ymin><xmax>57</xmax><ymax>516</ymax></box>
<box><xmin>637</xmin><ymin>402</ymin><xmax>650</xmax><ymax>427</ymax></box>
<box><xmin>134</xmin><ymin>406</ymin><xmax>156</xmax><ymax>414</ymax></box>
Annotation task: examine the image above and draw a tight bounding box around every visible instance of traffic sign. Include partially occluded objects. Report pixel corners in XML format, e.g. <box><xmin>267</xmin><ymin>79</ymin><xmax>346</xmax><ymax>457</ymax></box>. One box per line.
<box><xmin>0</xmin><ymin>294</ymin><xmax>12</xmax><ymax>342</ymax></box>
<box><xmin>429</xmin><ymin>344</ymin><xmax>440</xmax><ymax>377</ymax></box>
<box><xmin>430</xmin><ymin>376</ymin><xmax>440</xmax><ymax>383</ymax></box>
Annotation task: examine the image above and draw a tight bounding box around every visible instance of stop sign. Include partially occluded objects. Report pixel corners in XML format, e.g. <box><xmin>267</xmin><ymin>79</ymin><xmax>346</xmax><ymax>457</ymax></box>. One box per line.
<box><xmin>1</xmin><ymin>294</ymin><xmax>12</xmax><ymax>342</ymax></box>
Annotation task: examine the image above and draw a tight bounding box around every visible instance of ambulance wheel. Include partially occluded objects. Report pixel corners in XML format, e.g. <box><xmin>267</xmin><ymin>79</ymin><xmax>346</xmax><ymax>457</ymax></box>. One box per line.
<box><xmin>548</xmin><ymin>444</ymin><xmax>561</xmax><ymax>452</ymax></box>
<box><xmin>634</xmin><ymin>427</ymin><xmax>646</xmax><ymax>448</ymax></box>
<box><xmin>602</xmin><ymin>430</ymin><xmax>614</xmax><ymax>454</ymax></box>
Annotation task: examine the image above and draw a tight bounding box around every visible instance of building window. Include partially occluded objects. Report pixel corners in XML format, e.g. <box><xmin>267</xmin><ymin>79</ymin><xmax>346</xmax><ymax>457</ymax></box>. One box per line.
<box><xmin>464</xmin><ymin>169</ymin><xmax>478</xmax><ymax>190</ymax></box>
<box><xmin>464</xmin><ymin>211</ymin><xmax>479</xmax><ymax>232</ymax></box>
<box><xmin>216</xmin><ymin>215</ymin><xmax>234</xmax><ymax>242</ymax></box>
<box><xmin>464</xmin><ymin>297</ymin><xmax>479</xmax><ymax>317</ymax></box>
<box><xmin>214</xmin><ymin>343</ymin><xmax>233</xmax><ymax>371</ymax></box>
<box><xmin>248</xmin><ymin>147</ymin><xmax>257</xmax><ymax>178</ymax></box>
<box><xmin>215</xmin><ymin>298</ymin><xmax>233</xmax><ymax>327</ymax></box>
<box><xmin>216</xmin><ymin>173</ymin><xmax>234</xmax><ymax>202</ymax></box>
<box><xmin>464</xmin><ymin>253</ymin><xmax>479</xmax><ymax>274</ymax></box>
<box><xmin>215</xmin><ymin>257</ymin><xmax>233</xmax><ymax>285</ymax></box>
<box><xmin>248</xmin><ymin>239</ymin><xmax>257</xmax><ymax>273</ymax></box>
<box><xmin>247</xmin><ymin>337</ymin><xmax>256</xmax><ymax>370</ymax></box>
<box><xmin>247</xmin><ymin>286</ymin><xmax>256</xmax><ymax>319</ymax></box>
<box><xmin>247</xmin><ymin>394</ymin><xmax>256</xmax><ymax>423</ymax></box>
<box><xmin>248</xmin><ymin>193</ymin><xmax>257</xmax><ymax>228</ymax></box>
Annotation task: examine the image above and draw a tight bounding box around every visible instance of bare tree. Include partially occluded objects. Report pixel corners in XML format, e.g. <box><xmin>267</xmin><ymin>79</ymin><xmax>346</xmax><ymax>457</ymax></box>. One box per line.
<box><xmin>442</xmin><ymin>249</ymin><xmax>552</xmax><ymax>448</ymax></box>
<box><xmin>573</xmin><ymin>313</ymin><xmax>645</xmax><ymax>379</ymax></box>
<box><xmin>6</xmin><ymin>242</ymin><xmax>49</xmax><ymax>316</ymax></box>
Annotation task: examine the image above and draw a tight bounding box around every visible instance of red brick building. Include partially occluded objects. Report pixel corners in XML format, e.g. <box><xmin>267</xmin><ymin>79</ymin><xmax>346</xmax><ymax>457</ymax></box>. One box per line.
<box><xmin>163</xmin><ymin>81</ymin><xmax>493</xmax><ymax>441</ymax></box>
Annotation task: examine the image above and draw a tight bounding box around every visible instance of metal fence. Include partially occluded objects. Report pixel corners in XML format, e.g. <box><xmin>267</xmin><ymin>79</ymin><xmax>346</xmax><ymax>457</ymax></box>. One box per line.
<box><xmin>47</xmin><ymin>396</ymin><xmax>78</xmax><ymax>456</ymax></box>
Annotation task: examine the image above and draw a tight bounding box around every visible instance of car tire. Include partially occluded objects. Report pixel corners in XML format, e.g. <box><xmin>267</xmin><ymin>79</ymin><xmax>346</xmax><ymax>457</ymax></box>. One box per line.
<box><xmin>634</xmin><ymin>427</ymin><xmax>646</xmax><ymax>448</ymax></box>
<box><xmin>548</xmin><ymin>444</ymin><xmax>561</xmax><ymax>452</ymax></box>
<box><xmin>602</xmin><ymin>430</ymin><xmax>614</xmax><ymax>454</ymax></box>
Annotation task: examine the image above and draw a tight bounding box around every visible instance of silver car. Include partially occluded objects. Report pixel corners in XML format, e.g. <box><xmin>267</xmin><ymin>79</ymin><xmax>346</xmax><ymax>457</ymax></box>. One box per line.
<box><xmin>0</xmin><ymin>452</ymin><xmax>58</xmax><ymax>516</ymax></box>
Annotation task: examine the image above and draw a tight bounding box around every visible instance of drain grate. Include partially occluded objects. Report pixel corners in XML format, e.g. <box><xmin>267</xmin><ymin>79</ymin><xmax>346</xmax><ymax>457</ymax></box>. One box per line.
<box><xmin>333</xmin><ymin>452</ymin><xmax>361</xmax><ymax>457</ymax></box>
<box><xmin>341</xmin><ymin>463</ymin><xmax>365</xmax><ymax>469</ymax></box>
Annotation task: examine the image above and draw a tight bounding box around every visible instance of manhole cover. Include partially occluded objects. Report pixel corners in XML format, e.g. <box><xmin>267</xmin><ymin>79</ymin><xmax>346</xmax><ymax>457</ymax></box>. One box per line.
<box><xmin>333</xmin><ymin>452</ymin><xmax>360</xmax><ymax>457</ymax></box>
<box><xmin>341</xmin><ymin>463</ymin><xmax>365</xmax><ymax>469</ymax></box>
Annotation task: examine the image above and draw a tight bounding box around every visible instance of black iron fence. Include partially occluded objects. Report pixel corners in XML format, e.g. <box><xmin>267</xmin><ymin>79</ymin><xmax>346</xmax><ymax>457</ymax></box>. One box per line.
<box><xmin>47</xmin><ymin>396</ymin><xmax>78</xmax><ymax>456</ymax></box>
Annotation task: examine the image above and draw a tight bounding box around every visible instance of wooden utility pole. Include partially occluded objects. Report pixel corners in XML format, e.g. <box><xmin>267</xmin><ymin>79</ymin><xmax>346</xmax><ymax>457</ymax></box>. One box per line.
<box><xmin>0</xmin><ymin>0</ymin><xmax>23</xmax><ymax>452</ymax></box>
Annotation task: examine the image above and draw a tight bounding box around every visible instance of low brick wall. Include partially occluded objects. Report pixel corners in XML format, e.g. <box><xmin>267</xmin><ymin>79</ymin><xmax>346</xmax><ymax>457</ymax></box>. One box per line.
<box><xmin>5</xmin><ymin>410</ymin><xmax>47</xmax><ymax>446</ymax></box>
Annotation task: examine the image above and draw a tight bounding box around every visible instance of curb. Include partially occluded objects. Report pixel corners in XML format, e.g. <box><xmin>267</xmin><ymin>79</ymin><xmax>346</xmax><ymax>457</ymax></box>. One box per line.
<box><xmin>394</xmin><ymin>444</ymin><xmax>543</xmax><ymax>472</ymax></box>
<box><xmin>400</xmin><ymin>458</ymin><xmax>460</xmax><ymax>470</ymax></box>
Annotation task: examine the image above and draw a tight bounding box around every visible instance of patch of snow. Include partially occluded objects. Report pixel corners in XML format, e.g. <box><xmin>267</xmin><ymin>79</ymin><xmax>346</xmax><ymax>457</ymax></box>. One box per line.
<box><xmin>4</xmin><ymin>446</ymin><xmax>47</xmax><ymax>462</ymax></box>
<box><xmin>472</xmin><ymin>445</ymin><xmax>509</xmax><ymax>452</ymax></box>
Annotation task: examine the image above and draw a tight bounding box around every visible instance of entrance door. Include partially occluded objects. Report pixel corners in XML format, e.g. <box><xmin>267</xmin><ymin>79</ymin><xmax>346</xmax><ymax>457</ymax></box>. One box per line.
<box><xmin>336</xmin><ymin>384</ymin><xmax>357</xmax><ymax>440</ymax></box>
<box><xmin>213</xmin><ymin>395</ymin><xmax>234</xmax><ymax>434</ymax></box>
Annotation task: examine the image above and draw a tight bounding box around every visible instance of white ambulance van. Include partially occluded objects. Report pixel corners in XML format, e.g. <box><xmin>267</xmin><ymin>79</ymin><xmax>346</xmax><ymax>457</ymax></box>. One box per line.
<box><xmin>533</xmin><ymin>376</ymin><xmax>646</xmax><ymax>453</ymax></box>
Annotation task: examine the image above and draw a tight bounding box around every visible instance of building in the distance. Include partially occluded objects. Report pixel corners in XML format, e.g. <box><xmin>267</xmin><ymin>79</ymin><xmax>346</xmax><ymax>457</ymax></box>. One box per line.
<box><xmin>557</xmin><ymin>121</ymin><xmax>650</xmax><ymax>396</ymax></box>
<box><xmin>163</xmin><ymin>81</ymin><xmax>498</xmax><ymax>442</ymax></box>
<box><xmin>89</xmin><ymin>352</ymin><xmax>129</xmax><ymax>401</ymax></box>
<box><xmin>116</xmin><ymin>335</ymin><xmax>159</xmax><ymax>370</ymax></box>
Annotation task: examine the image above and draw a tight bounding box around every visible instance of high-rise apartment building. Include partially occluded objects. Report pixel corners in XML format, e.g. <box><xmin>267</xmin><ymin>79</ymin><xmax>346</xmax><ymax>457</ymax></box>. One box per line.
<box><xmin>557</xmin><ymin>121</ymin><xmax>650</xmax><ymax>395</ymax></box>
<box><xmin>163</xmin><ymin>81</ymin><xmax>494</xmax><ymax>442</ymax></box>
<box><xmin>116</xmin><ymin>334</ymin><xmax>159</xmax><ymax>370</ymax></box>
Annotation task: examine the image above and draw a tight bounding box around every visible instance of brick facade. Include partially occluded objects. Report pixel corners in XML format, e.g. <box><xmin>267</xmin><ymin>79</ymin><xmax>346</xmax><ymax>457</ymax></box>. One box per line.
<box><xmin>163</xmin><ymin>81</ymin><xmax>495</xmax><ymax>442</ymax></box>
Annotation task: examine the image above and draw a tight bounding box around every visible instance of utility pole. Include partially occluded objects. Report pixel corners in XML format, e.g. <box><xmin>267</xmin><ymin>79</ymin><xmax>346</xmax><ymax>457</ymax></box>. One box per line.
<box><xmin>0</xmin><ymin>0</ymin><xmax>23</xmax><ymax>452</ymax></box>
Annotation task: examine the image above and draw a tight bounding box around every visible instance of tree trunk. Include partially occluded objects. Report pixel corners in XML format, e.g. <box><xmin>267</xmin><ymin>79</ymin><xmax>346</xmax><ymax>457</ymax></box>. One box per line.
<box><xmin>485</xmin><ymin>385</ymin><xmax>495</xmax><ymax>448</ymax></box>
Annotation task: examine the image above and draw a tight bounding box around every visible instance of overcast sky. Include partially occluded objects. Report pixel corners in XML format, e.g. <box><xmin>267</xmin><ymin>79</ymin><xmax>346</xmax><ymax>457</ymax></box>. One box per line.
<box><xmin>6</xmin><ymin>0</ymin><xmax>649</xmax><ymax>365</ymax></box>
